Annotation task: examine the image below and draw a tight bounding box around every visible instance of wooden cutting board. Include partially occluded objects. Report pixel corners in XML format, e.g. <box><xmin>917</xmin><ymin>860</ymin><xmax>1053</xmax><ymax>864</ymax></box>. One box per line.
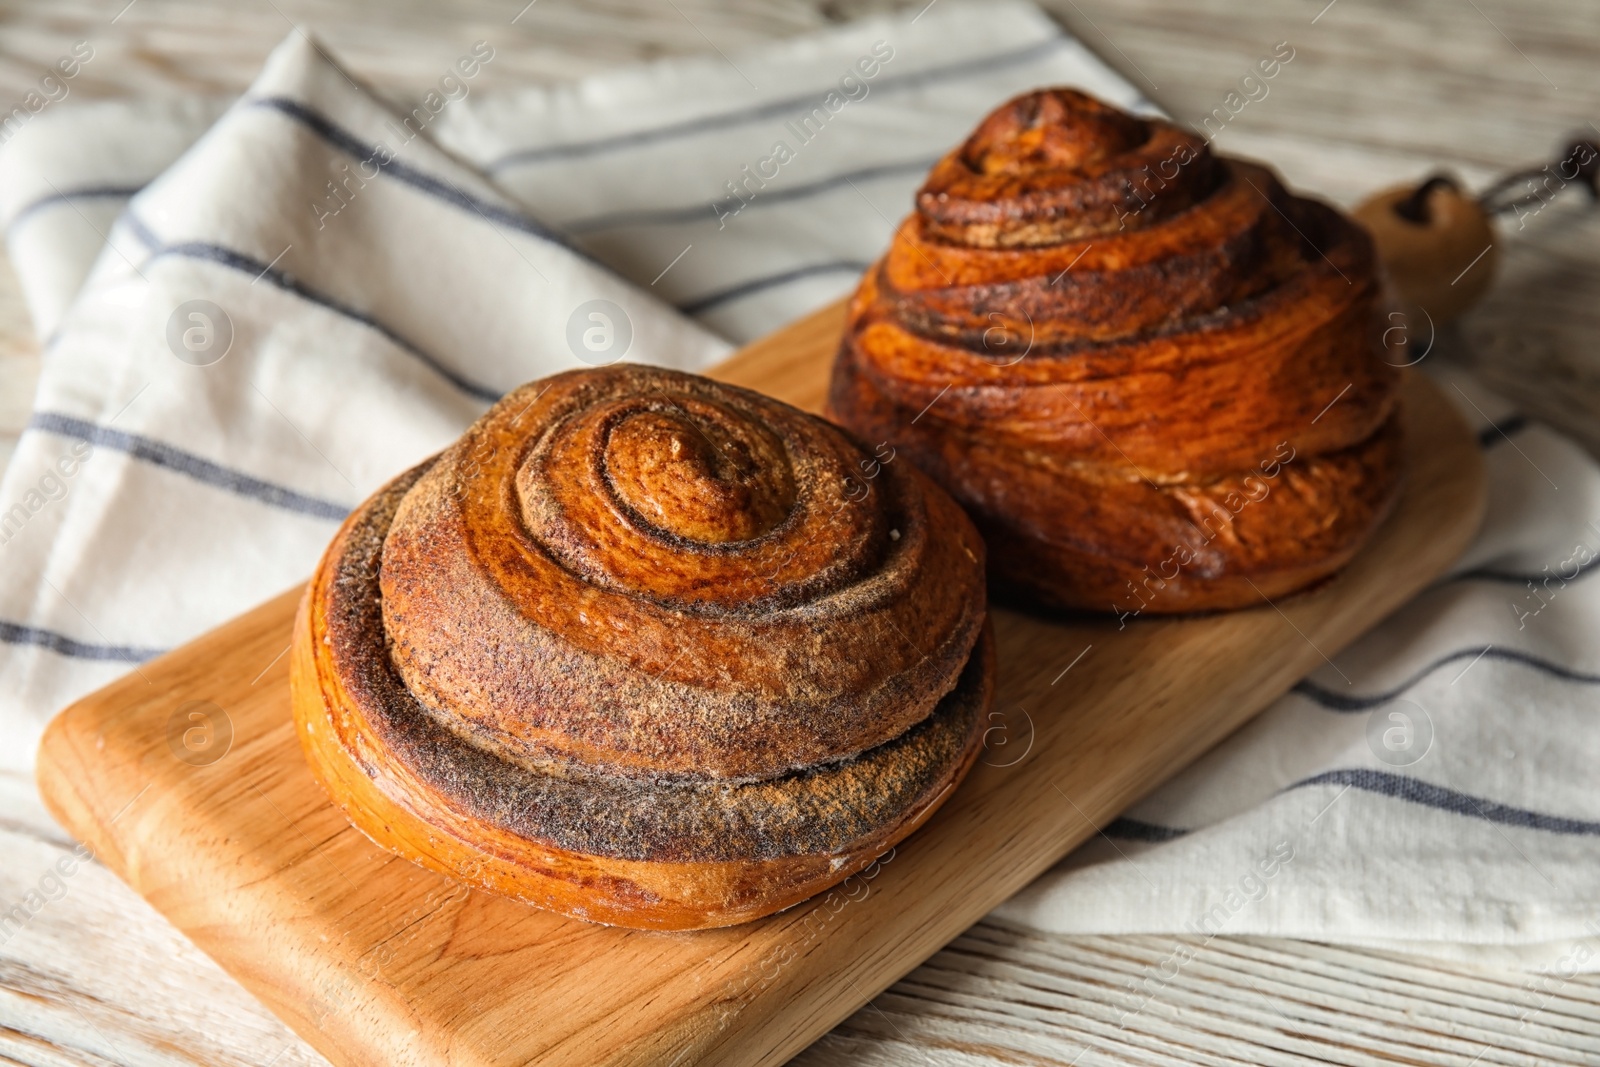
<box><xmin>35</xmin><ymin>298</ymin><xmax>1485</xmax><ymax>1067</ymax></box>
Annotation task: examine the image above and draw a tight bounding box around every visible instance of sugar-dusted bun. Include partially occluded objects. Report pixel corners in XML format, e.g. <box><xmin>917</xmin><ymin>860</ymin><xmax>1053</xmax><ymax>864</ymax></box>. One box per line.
<box><xmin>829</xmin><ymin>88</ymin><xmax>1403</xmax><ymax>614</ymax></box>
<box><xmin>292</xmin><ymin>365</ymin><xmax>992</xmax><ymax>929</ymax></box>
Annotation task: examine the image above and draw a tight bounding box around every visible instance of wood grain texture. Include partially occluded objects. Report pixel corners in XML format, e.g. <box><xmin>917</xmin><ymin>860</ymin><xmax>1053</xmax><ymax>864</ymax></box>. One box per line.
<box><xmin>793</xmin><ymin>927</ymin><xmax>1600</xmax><ymax>1067</ymax></box>
<box><xmin>4</xmin><ymin>2</ymin><xmax>1600</xmax><ymax>1065</ymax></box>
<box><xmin>33</xmin><ymin>300</ymin><xmax>1483</xmax><ymax>1067</ymax></box>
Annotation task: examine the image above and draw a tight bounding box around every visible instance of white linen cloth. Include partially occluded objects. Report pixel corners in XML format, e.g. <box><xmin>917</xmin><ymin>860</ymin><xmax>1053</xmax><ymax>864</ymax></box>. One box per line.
<box><xmin>1</xmin><ymin>0</ymin><xmax>1596</xmax><ymax>976</ymax></box>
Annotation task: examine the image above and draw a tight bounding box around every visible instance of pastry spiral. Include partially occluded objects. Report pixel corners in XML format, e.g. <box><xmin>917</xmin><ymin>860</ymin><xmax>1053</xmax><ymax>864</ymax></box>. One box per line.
<box><xmin>291</xmin><ymin>365</ymin><xmax>992</xmax><ymax>929</ymax></box>
<box><xmin>828</xmin><ymin>89</ymin><xmax>1403</xmax><ymax>614</ymax></box>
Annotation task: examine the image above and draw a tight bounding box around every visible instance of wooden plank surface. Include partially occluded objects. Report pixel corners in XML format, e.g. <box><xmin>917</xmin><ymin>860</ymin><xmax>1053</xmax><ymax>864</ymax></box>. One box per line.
<box><xmin>33</xmin><ymin>297</ymin><xmax>1484</xmax><ymax>1067</ymax></box>
<box><xmin>5</xmin><ymin>2</ymin><xmax>1600</xmax><ymax>1066</ymax></box>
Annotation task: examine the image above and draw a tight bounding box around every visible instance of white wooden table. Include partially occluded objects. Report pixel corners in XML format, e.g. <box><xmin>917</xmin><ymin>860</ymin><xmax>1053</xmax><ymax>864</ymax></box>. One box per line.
<box><xmin>2</xmin><ymin>2</ymin><xmax>1599</xmax><ymax>1064</ymax></box>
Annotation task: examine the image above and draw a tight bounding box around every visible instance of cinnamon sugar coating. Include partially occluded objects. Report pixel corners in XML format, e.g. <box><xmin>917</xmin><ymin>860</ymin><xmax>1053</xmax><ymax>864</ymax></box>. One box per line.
<box><xmin>381</xmin><ymin>368</ymin><xmax>986</xmax><ymax>781</ymax></box>
<box><xmin>326</xmin><ymin>463</ymin><xmax>990</xmax><ymax>861</ymax></box>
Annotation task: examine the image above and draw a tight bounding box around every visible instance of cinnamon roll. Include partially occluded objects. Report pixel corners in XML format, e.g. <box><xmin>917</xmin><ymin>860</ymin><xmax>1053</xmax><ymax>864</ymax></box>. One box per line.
<box><xmin>291</xmin><ymin>365</ymin><xmax>992</xmax><ymax>930</ymax></box>
<box><xmin>828</xmin><ymin>89</ymin><xmax>1403</xmax><ymax>614</ymax></box>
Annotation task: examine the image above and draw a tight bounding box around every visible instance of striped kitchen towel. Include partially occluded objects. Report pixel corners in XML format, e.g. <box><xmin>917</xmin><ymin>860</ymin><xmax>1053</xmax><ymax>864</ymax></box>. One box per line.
<box><xmin>1</xmin><ymin>0</ymin><xmax>1596</xmax><ymax>972</ymax></box>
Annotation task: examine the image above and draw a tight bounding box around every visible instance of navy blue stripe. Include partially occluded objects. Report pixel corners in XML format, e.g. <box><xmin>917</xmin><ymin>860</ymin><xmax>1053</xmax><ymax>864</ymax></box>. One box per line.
<box><xmin>485</xmin><ymin>36</ymin><xmax>1070</xmax><ymax>172</ymax></box>
<box><xmin>1101</xmin><ymin>769</ymin><xmax>1600</xmax><ymax>849</ymax></box>
<box><xmin>1478</xmin><ymin>414</ymin><xmax>1530</xmax><ymax>448</ymax></box>
<box><xmin>0</xmin><ymin>619</ymin><xmax>163</xmax><ymax>663</ymax></box>
<box><xmin>29</xmin><ymin>412</ymin><xmax>350</xmax><ymax>521</ymax></box>
<box><xmin>243</xmin><ymin>96</ymin><xmax>578</xmax><ymax>255</ymax></box>
<box><xmin>1103</xmin><ymin>817</ymin><xmax>1189</xmax><ymax>842</ymax></box>
<box><xmin>7</xmin><ymin>183</ymin><xmax>147</xmax><ymax>230</ymax></box>
<box><xmin>1101</xmin><ymin>767</ymin><xmax>1600</xmax><ymax>847</ymax></box>
<box><xmin>1455</xmin><ymin>550</ymin><xmax>1600</xmax><ymax>587</ymax></box>
<box><xmin>120</xmin><ymin>210</ymin><xmax>162</xmax><ymax>250</ymax></box>
<box><xmin>1294</xmin><ymin>645</ymin><xmax>1600</xmax><ymax>712</ymax></box>
<box><xmin>564</xmin><ymin>157</ymin><xmax>937</xmax><ymax>235</ymax></box>
<box><xmin>135</xmin><ymin>229</ymin><xmax>501</xmax><ymax>403</ymax></box>
<box><xmin>681</xmin><ymin>259</ymin><xmax>868</xmax><ymax>315</ymax></box>
<box><xmin>1291</xmin><ymin>768</ymin><xmax>1600</xmax><ymax>836</ymax></box>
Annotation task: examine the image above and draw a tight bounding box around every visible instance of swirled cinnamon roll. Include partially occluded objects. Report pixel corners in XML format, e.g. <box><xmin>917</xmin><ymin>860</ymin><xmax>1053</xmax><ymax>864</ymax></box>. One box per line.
<box><xmin>291</xmin><ymin>365</ymin><xmax>992</xmax><ymax>930</ymax></box>
<box><xmin>828</xmin><ymin>89</ymin><xmax>1403</xmax><ymax>614</ymax></box>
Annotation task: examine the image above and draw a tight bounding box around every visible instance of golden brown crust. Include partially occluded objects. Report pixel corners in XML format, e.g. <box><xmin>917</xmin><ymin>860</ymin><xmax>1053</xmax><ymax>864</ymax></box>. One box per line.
<box><xmin>291</xmin><ymin>366</ymin><xmax>993</xmax><ymax>929</ymax></box>
<box><xmin>828</xmin><ymin>88</ymin><xmax>1404</xmax><ymax>613</ymax></box>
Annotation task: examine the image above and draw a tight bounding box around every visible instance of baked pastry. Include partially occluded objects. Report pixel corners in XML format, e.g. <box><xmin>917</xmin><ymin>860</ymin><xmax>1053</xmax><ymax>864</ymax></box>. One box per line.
<box><xmin>291</xmin><ymin>365</ymin><xmax>992</xmax><ymax>930</ymax></box>
<box><xmin>828</xmin><ymin>88</ymin><xmax>1403</xmax><ymax>614</ymax></box>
